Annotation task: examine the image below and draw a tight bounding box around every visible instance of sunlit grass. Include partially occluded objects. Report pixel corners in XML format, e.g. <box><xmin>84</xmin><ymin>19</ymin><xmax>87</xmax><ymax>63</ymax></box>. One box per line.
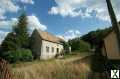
<box><xmin>11</xmin><ymin>53</ymin><xmax>91</xmax><ymax>79</ymax></box>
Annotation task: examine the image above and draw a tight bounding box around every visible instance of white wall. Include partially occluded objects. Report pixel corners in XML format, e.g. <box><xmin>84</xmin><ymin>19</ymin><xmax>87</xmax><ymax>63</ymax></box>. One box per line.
<box><xmin>40</xmin><ymin>40</ymin><xmax>63</xmax><ymax>59</ymax></box>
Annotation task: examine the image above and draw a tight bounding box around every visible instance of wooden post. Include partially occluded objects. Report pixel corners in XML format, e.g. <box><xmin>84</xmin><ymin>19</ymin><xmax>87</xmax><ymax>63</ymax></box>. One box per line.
<box><xmin>0</xmin><ymin>58</ymin><xmax>12</xmax><ymax>79</ymax></box>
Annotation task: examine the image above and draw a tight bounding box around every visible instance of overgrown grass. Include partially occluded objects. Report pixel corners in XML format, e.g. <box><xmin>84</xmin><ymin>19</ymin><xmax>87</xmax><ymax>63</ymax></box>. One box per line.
<box><xmin>63</xmin><ymin>52</ymin><xmax>92</xmax><ymax>59</ymax></box>
<box><xmin>11</xmin><ymin>55</ymin><xmax>91</xmax><ymax>79</ymax></box>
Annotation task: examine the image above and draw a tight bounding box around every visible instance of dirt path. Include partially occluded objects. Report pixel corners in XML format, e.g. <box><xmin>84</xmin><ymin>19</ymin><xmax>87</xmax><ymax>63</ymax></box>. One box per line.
<box><xmin>57</xmin><ymin>53</ymin><xmax>93</xmax><ymax>63</ymax></box>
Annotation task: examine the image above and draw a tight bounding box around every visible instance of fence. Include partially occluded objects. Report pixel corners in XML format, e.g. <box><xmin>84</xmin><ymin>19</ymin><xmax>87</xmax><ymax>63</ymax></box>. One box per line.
<box><xmin>0</xmin><ymin>58</ymin><xmax>12</xmax><ymax>79</ymax></box>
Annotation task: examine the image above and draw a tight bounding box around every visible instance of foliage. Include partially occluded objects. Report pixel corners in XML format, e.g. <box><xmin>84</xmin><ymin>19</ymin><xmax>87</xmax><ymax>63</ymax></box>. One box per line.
<box><xmin>91</xmin><ymin>53</ymin><xmax>106</xmax><ymax>72</ymax></box>
<box><xmin>60</xmin><ymin>41</ymin><xmax>70</xmax><ymax>53</ymax></box>
<box><xmin>0</xmin><ymin>13</ymin><xmax>32</xmax><ymax>63</ymax></box>
<box><xmin>13</xmin><ymin>13</ymin><xmax>29</xmax><ymax>49</ymax></box>
<box><xmin>0</xmin><ymin>32</ymin><xmax>17</xmax><ymax>54</ymax></box>
<box><xmin>3</xmin><ymin>49</ymin><xmax>33</xmax><ymax>63</ymax></box>
<box><xmin>1</xmin><ymin>13</ymin><xmax>29</xmax><ymax>54</ymax></box>
<box><xmin>68</xmin><ymin>38</ymin><xmax>90</xmax><ymax>52</ymax></box>
<box><xmin>81</xmin><ymin>27</ymin><xmax>112</xmax><ymax>48</ymax></box>
<box><xmin>19</xmin><ymin>49</ymin><xmax>33</xmax><ymax>61</ymax></box>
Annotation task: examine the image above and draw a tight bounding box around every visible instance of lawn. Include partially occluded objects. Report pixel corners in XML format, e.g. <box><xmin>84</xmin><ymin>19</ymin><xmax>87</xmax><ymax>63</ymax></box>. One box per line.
<box><xmin>11</xmin><ymin>53</ymin><xmax>92</xmax><ymax>79</ymax></box>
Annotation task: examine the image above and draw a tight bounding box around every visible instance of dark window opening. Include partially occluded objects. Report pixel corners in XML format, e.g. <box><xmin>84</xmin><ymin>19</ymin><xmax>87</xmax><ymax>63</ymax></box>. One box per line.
<box><xmin>52</xmin><ymin>47</ymin><xmax>54</xmax><ymax>53</ymax></box>
<box><xmin>57</xmin><ymin>48</ymin><xmax>59</xmax><ymax>53</ymax></box>
<box><xmin>46</xmin><ymin>46</ymin><xmax>49</xmax><ymax>53</ymax></box>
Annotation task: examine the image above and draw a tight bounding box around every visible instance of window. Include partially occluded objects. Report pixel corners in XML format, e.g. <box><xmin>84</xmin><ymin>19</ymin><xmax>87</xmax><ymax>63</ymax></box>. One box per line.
<box><xmin>52</xmin><ymin>47</ymin><xmax>54</xmax><ymax>53</ymax></box>
<box><xmin>57</xmin><ymin>48</ymin><xmax>59</xmax><ymax>53</ymax></box>
<box><xmin>46</xmin><ymin>46</ymin><xmax>49</xmax><ymax>53</ymax></box>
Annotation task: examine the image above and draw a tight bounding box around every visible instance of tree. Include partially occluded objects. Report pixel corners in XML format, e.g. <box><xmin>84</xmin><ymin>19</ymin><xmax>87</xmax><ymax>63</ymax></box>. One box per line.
<box><xmin>0</xmin><ymin>32</ymin><xmax>17</xmax><ymax>57</ymax></box>
<box><xmin>81</xmin><ymin>28</ymin><xmax>112</xmax><ymax>49</ymax></box>
<box><xmin>0</xmin><ymin>13</ymin><xmax>33</xmax><ymax>62</ymax></box>
<box><xmin>13</xmin><ymin>13</ymin><xmax>29</xmax><ymax>49</ymax></box>
<box><xmin>68</xmin><ymin>38</ymin><xmax>90</xmax><ymax>52</ymax></box>
<box><xmin>60</xmin><ymin>41</ymin><xmax>70</xmax><ymax>53</ymax></box>
<box><xmin>0</xmin><ymin>13</ymin><xmax>29</xmax><ymax>58</ymax></box>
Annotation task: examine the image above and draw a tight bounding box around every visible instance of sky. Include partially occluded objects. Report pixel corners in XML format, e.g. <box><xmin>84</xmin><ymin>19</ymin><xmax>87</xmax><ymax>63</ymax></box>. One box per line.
<box><xmin>0</xmin><ymin>0</ymin><xmax>120</xmax><ymax>43</ymax></box>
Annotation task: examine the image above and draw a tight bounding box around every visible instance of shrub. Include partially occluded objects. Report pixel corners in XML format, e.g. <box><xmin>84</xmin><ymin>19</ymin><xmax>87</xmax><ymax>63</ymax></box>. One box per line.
<box><xmin>3</xmin><ymin>49</ymin><xmax>33</xmax><ymax>63</ymax></box>
<box><xmin>69</xmin><ymin>38</ymin><xmax>90</xmax><ymax>52</ymax></box>
<box><xmin>4</xmin><ymin>51</ymin><xmax>18</xmax><ymax>63</ymax></box>
<box><xmin>19</xmin><ymin>49</ymin><xmax>33</xmax><ymax>61</ymax></box>
<box><xmin>78</xmin><ymin>40</ymin><xmax>90</xmax><ymax>52</ymax></box>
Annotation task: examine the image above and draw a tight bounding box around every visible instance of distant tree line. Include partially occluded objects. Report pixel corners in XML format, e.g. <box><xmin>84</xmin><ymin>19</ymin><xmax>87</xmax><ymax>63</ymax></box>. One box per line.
<box><xmin>68</xmin><ymin>38</ymin><xmax>90</xmax><ymax>52</ymax></box>
<box><xmin>81</xmin><ymin>27</ymin><xmax>112</xmax><ymax>49</ymax></box>
<box><xmin>66</xmin><ymin>27</ymin><xmax>112</xmax><ymax>53</ymax></box>
<box><xmin>60</xmin><ymin>37</ymin><xmax>91</xmax><ymax>53</ymax></box>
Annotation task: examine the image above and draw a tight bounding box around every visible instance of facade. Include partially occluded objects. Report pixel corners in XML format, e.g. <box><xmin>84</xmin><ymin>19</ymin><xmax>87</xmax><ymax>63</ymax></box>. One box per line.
<box><xmin>31</xmin><ymin>29</ymin><xmax>64</xmax><ymax>60</ymax></box>
<box><xmin>102</xmin><ymin>30</ymin><xmax>120</xmax><ymax>60</ymax></box>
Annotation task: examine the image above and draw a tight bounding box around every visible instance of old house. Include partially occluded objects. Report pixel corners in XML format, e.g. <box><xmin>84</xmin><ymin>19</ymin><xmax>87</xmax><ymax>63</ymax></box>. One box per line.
<box><xmin>31</xmin><ymin>29</ymin><xmax>64</xmax><ymax>60</ymax></box>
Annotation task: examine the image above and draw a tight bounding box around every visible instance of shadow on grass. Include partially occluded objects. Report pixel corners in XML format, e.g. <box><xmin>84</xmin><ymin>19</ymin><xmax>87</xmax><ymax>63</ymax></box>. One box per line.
<box><xmin>87</xmin><ymin>54</ymin><xmax>111</xmax><ymax>79</ymax></box>
<box><xmin>72</xmin><ymin>53</ymin><xmax>111</xmax><ymax>79</ymax></box>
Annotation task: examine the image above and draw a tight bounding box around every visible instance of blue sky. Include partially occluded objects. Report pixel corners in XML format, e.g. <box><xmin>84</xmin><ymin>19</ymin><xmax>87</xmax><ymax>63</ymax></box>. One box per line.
<box><xmin>0</xmin><ymin>0</ymin><xmax>120</xmax><ymax>43</ymax></box>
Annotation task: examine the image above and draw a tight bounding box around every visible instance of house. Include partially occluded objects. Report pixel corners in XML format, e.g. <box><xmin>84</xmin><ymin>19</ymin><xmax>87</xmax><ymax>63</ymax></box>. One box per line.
<box><xmin>101</xmin><ymin>23</ymin><xmax>120</xmax><ymax>62</ymax></box>
<box><xmin>31</xmin><ymin>29</ymin><xmax>64</xmax><ymax>60</ymax></box>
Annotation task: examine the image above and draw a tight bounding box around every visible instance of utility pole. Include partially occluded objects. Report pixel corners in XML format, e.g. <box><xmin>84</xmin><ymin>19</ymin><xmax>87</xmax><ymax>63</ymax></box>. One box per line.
<box><xmin>106</xmin><ymin>0</ymin><xmax>120</xmax><ymax>50</ymax></box>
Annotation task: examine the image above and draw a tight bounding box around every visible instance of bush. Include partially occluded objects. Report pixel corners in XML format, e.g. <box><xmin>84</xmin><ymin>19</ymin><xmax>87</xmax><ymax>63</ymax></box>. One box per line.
<box><xmin>78</xmin><ymin>40</ymin><xmax>90</xmax><ymax>52</ymax></box>
<box><xmin>3</xmin><ymin>49</ymin><xmax>33</xmax><ymax>63</ymax></box>
<box><xmin>4</xmin><ymin>50</ymin><xmax>19</xmax><ymax>63</ymax></box>
<box><xmin>20</xmin><ymin>49</ymin><xmax>33</xmax><ymax>61</ymax></box>
<box><xmin>69</xmin><ymin>38</ymin><xmax>90</xmax><ymax>52</ymax></box>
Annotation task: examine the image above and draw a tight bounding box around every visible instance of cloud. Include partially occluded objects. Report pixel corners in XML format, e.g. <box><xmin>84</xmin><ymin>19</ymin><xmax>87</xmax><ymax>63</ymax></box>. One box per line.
<box><xmin>0</xmin><ymin>18</ymin><xmax>17</xmax><ymax>30</ymax></box>
<box><xmin>0</xmin><ymin>15</ymin><xmax>47</xmax><ymax>31</ymax></box>
<box><xmin>27</xmin><ymin>15</ymin><xmax>47</xmax><ymax>31</ymax></box>
<box><xmin>57</xmin><ymin>29</ymin><xmax>81</xmax><ymax>41</ymax></box>
<box><xmin>0</xmin><ymin>0</ymin><xmax>20</xmax><ymax>12</ymax></box>
<box><xmin>0</xmin><ymin>0</ymin><xmax>20</xmax><ymax>19</ymax></box>
<box><xmin>49</xmin><ymin>0</ymin><xmax>120</xmax><ymax>21</ymax></box>
<box><xmin>19</xmin><ymin>0</ymin><xmax>34</xmax><ymax>4</ymax></box>
<box><xmin>0</xmin><ymin>0</ymin><xmax>35</xmax><ymax>20</ymax></box>
<box><xmin>0</xmin><ymin>15</ymin><xmax>47</xmax><ymax>44</ymax></box>
<box><xmin>0</xmin><ymin>18</ymin><xmax>16</xmax><ymax>44</ymax></box>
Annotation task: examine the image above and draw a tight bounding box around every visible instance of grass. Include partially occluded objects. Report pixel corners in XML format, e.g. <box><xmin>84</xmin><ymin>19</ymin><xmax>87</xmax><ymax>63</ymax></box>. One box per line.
<box><xmin>64</xmin><ymin>52</ymin><xmax>91</xmax><ymax>58</ymax></box>
<box><xmin>11</xmin><ymin>53</ymin><xmax>91</xmax><ymax>79</ymax></box>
